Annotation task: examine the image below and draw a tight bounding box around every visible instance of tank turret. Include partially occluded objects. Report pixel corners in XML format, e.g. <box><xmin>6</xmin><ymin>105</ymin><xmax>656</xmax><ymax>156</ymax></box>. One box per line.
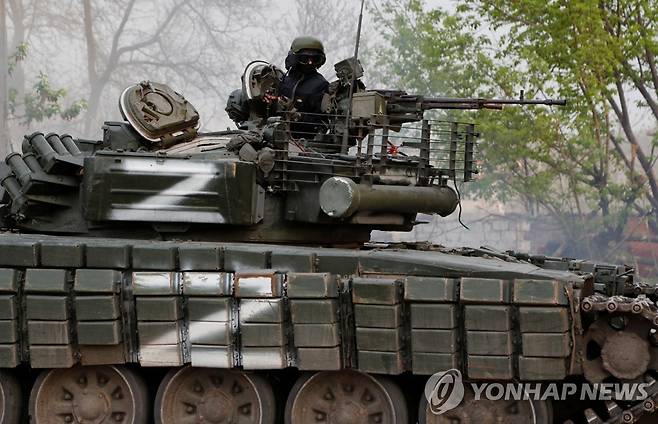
<box><xmin>0</xmin><ymin>60</ymin><xmax>563</xmax><ymax>246</ymax></box>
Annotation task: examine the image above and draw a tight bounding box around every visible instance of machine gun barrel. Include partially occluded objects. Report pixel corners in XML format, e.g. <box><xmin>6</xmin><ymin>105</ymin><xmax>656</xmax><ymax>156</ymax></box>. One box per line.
<box><xmin>380</xmin><ymin>92</ymin><xmax>566</xmax><ymax>114</ymax></box>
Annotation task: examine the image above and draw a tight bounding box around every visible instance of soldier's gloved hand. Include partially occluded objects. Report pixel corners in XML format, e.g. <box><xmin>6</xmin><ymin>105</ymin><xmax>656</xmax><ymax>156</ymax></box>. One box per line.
<box><xmin>263</xmin><ymin>93</ymin><xmax>279</xmax><ymax>104</ymax></box>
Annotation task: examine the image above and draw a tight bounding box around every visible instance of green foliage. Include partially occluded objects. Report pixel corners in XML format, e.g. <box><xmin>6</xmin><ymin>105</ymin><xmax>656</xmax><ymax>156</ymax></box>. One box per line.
<box><xmin>7</xmin><ymin>44</ymin><xmax>87</xmax><ymax>125</ymax></box>
<box><xmin>22</xmin><ymin>72</ymin><xmax>87</xmax><ymax>124</ymax></box>
<box><xmin>374</xmin><ymin>0</ymin><xmax>658</xmax><ymax>258</ymax></box>
<box><xmin>8</xmin><ymin>42</ymin><xmax>28</xmax><ymax>76</ymax></box>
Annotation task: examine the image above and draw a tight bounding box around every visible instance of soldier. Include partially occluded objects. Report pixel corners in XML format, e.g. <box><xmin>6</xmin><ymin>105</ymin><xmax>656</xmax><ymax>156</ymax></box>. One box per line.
<box><xmin>266</xmin><ymin>36</ymin><xmax>330</xmax><ymax>138</ymax></box>
<box><xmin>226</xmin><ymin>36</ymin><xmax>330</xmax><ymax>138</ymax></box>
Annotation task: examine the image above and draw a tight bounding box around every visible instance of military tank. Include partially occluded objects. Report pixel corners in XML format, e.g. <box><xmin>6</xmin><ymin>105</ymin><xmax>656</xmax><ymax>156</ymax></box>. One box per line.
<box><xmin>0</xmin><ymin>57</ymin><xmax>655</xmax><ymax>424</ymax></box>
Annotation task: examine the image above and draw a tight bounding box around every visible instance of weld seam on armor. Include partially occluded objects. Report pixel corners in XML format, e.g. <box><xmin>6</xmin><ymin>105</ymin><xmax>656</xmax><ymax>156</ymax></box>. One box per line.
<box><xmin>230</xmin><ymin>275</ymin><xmax>241</xmax><ymax>368</ymax></box>
<box><xmin>67</xmin><ymin>270</ymin><xmax>81</xmax><ymax>364</ymax></box>
<box><xmin>282</xmin><ymin>274</ymin><xmax>296</xmax><ymax>368</ymax></box>
<box><xmin>122</xmin><ymin>270</ymin><xmax>139</xmax><ymax>363</ymax></box>
<box><xmin>511</xmin><ymin>303</ymin><xmax>521</xmax><ymax>379</ymax></box>
<box><xmin>16</xmin><ymin>270</ymin><xmax>28</xmax><ymax>364</ymax></box>
<box><xmin>456</xmin><ymin>279</ymin><xmax>468</xmax><ymax>377</ymax></box>
<box><xmin>178</xmin><ymin>273</ymin><xmax>191</xmax><ymax>364</ymax></box>
<box><xmin>398</xmin><ymin>280</ymin><xmax>412</xmax><ymax>372</ymax></box>
<box><xmin>339</xmin><ymin>277</ymin><xmax>356</xmax><ymax>369</ymax></box>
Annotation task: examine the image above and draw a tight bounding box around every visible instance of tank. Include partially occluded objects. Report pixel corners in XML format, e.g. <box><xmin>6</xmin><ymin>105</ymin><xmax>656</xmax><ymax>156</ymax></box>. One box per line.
<box><xmin>0</xmin><ymin>62</ymin><xmax>654</xmax><ymax>424</ymax></box>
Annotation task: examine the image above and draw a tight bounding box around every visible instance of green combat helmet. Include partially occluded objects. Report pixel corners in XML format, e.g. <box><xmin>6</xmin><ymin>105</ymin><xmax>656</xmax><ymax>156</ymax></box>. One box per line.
<box><xmin>288</xmin><ymin>35</ymin><xmax>326</xmax><ymax>68</ymax></box>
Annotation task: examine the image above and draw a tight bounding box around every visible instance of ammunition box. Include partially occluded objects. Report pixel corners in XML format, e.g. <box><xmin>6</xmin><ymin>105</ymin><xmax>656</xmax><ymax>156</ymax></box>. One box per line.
<box><xmin>356</xmin><ymin>327</ymin><xmax>403</xmax><ymax>351</ymax></box>
<box><xmin>513</xmin><ymin>279</ymin><xmax>568</xmax><ymax>305</ymax></box>
<box><xmin>0</xmin><ymin>269</ymin><xmax>19</xmax><ymax>292</ymax></box>
<box><xmin>239</xmin><ymin>299</ymin><xmax>283</xmax><ymax>323</ymax></box>
<box><xmin>352</xmin><ymin>278</ymin><xmax>402</xmax><ymax>305</ymax></box>
<box><xmin>241</xmin><ymin>323</ymin><xmax>284</xmax><ymax>346</ymax></box>
<box><xmin>133</xmin><ymin>272</ymin><xmax>178</xmax><ymax>295</ymax></box>
<box><xmin>294</xmin><ymin>324</ymin><xmax>340</xmax><ymax>347</ymax></box>
<box><xmin>135</xmin><ymin>297</ymin><xmax>182</xmax><ymax>321</ymax></box>
<box><xmin>75</xmin><ymin>269</ymin><xmax>122</xmax><ymax>293</ymax></box>
<box><xmin>466</xmin><ymin>331</ymin><xmax>513</xmax><ymax>356</ymax></box>
<box><xmin>191</xmin><ymin>345</ymin><xmax>232</xmax><ymax>368</ymax></box>
<box><xmin>519</xmin><ymin>356</ymin><xmax>568</xmax><ymax>380</ymax></box>
<box><xmin>0</xmin><ymin>344</ymin><xmax>19</xmax><ymax>368</ymax></box>
<box><xmin>0</xmin><ymin>295</ymin><xmax>16</xmax><ymax>319</ymax></box>
<box><xmin>465</xmin><ymin>306</ymin><xmax>512</xmax><ymax>331</ymax></box>
<box><xmin>41</xmin><ymin>243</ymin><xmax>84</xmax><ymax>268</ymax></box>
<box><xmin>358</xmin><ymin>350</ymin><xmax>405</xmax><ymax>375</ymax></box>
<box><xmin>297</xmin><ymin>346</ymin><xmax>342</xmax><ymax>370</ymax></box>
<box><xmin>468</xmin><ymin>355</ymin><xmax>514</xmax><ymax>380</ymax></box>
<box><xmin>137</xmin><ymin>321</ymin><xmax>182</xmax><ymax>345</ymax></box>
<box><xmin>139</xmin><ymin>344</ymin><xmax>183</xmax><ymax>367</ymax></box>
<box><xmin>26</xmin><ymin>295</ymin><xmax>69</xmax><ymax>320</ymax></box>
<box><xmin>182</xmin><ymin>272</ymin><xmax>232</xmax><ymax>296</ymax></box>
<box><xmin>28</xmin><ymin>321</ymin><xmax>71</xmax><ymax>344</ymax></box>
<box><xmin>179</xmin><ymin>246</ymin><xmax>222</xmax><ymax>271</ymax></box>
<box><xmin>79</xmin><ymin>345</ymin><xmax>126</xmax><ymax>365</ymax></box>
<box><xmin>316</xmin><ymin>253</ymin><xmax>358</xmax><ymax>275</ymax></box>
<box><xmin>522</xmin><ymin>333</ymin><xmax>571</xmax><ymax>358</ymax></box>
<box><xmin>291</xmin><ymin>300</ymin><xmax>339</xmax><ymax>324</ymax></box>
<box><xmin>234</xmin><ymin>273</ymin><xmax>282</xmax><ymax>298</ymax></box>
<box><xmin>132</xmin><ymin>245</ymin><xmax>177</xmax><ymax>270</ymax></box>
<box><xmin>460</xmin><ymin>278</ymin><xmax>511</xmax><ymax>304</ymax></box>
<box><xmin>242</xmin><ymin>347</ymin><xmax>286</xmax><ymax>370</ymax></box>
<box><xmin>0</xmin><ymin>321</ymin><xmax>17</xmax><ymax>343</ymax></box>
<box><xmin>0</xmin><ymin>242</ymin><xmax>38</xmax><ymax>267</ymax></box>
<box><xmin>30</xmin><ymin>345</ymin><xmax>75</xmax><ymax>368</ymax></box>
<box><xmin>354</xmin><ymin>304</ymin><xmax>402</xmax><ymax>328</ymax></box>
<box><xmin>411</xmin><ymin>304</ymin><xmax>457</xmax><ymax>329</ymax></box>
<box><xmin>224</xmin><ymin>247</ymin><xmax>268</xmax><ymax>271</ymax></box>
<box><xmin>271</xmin><ymin>252</ymin><xmax>315</xmax><ymax>273</ymax></box>
<box><xmin>85</xmin><ymin>245</ymin><xmax>130</xmax><ymax>269</ymax></box>
<box><xmin>287</xmin><ymin>273</ymin><xmax>338</xmax><ymax>298</ymax></box>
<box><xmin>25</xmin><ymin>269</ymin><xmax>69</xmax><ymax>293</ymax></box>
<box><xmin>411</xmin><ymin>329</ymin><xmax>459</xmax><ymax>353</ymax></box>
<box><xmin>405</xmin><ymin>277</ymin><xmax>457</xmax><ymax>302</ymax></box>
<box><xmin>76</xmin><ymin>296</ymin><xmax>121</xmax><ymax>321</ymax></box>
<box><xmin>77</xmin><ymin>321</ymin><xmax>122</xmax><ymax>345</ymax></box>
<box><xmin>519</xmin><ymin>307</ymin><xmax>571</xmax><ymax>333</ymax></box>
<box><xmin>412</xmin><ymin>352</ymin><xmax>459</xmax><ymax>375</ymax></box>
<box><xmin>189</xmin><ymin>321</ymin><xmax>231</xmax><ymax>345</ymax></box>
<box><xmin>187</xmin><ymin>297</ymin><xmax>231</xmax><ymax>322</ymax></box>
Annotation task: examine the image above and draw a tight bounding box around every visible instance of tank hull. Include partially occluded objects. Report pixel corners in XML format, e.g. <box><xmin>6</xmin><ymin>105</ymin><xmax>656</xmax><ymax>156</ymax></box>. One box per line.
<box><xmin>1</xmin><ymin>231</ymin><xmax>639</xmax><ymax>423</ymax></box>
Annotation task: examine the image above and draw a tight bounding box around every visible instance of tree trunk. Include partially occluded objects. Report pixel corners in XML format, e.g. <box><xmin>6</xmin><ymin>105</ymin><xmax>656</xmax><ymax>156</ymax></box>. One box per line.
<box><xmin>0</xmin><ymin>0</ymin><xmax>9</xmax><ymax>158</ymax></box>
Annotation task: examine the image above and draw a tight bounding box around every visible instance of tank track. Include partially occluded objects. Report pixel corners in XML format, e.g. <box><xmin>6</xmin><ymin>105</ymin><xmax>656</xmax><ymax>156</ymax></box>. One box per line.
<box><xmin>572</xmin><ymin>294</ymin><xmax>658</xmax><ymax>424</ymax></box>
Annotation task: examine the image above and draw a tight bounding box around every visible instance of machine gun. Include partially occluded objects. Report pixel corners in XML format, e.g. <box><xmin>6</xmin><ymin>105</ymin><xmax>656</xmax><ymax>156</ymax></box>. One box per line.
<box><xmin>350</xmin><ymin>89</ymin><xmax>566</xmax><ymax>125</ymax></box>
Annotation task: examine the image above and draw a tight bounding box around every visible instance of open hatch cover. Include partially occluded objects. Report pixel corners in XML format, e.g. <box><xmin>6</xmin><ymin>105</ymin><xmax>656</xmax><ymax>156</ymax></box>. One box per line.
<box><xmin>119</xmin><ymin>81</ymin><xmax>200</xmax><ymax>146</ymax></box>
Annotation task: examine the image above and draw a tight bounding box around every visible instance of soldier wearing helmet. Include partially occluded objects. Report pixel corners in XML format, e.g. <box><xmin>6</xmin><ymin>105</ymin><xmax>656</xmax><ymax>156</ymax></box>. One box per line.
<box><xmin>275</xmin><ymin>36</ymin><xmax>330</xmax><ymax>138</ymax></box>
<box><xmin>226</xmin><ymin>36</ymin><xmax>329</xmax><ymax>137</ymax></box>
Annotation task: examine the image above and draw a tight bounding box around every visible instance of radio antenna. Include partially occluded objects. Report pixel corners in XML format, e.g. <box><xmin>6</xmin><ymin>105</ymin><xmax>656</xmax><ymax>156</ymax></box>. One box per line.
<box><xmin>341</xmin><ymin>0</ymin><xmax>366</xmax><ymax>154</ymax></box>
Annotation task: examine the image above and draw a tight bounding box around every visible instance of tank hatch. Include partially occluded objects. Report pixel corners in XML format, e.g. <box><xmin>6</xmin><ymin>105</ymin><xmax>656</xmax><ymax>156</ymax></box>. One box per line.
<box><xmin>119</xmin><ymin>81</ymin><xmax>200</xmax><ymax>147</ymax></box>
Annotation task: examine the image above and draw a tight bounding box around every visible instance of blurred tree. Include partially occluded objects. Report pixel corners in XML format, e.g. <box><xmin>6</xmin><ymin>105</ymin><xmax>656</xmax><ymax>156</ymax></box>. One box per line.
<box><xmin>0</xmin><ymin>2</ymin><xmax>85</xmax><ymax>157</ymax></box>
<box><xmin>0</xmin><ymin>0</ymin><xmax>8</xmax><ymax>158</ymax></box>
<box><xmin>374</xmin><ymin>0</ymin><xmax>657</xmax><ymax>259</ymax></box>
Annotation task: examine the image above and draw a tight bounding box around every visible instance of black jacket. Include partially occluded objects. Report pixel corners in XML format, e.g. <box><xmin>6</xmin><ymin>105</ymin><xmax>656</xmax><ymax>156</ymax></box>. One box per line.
<box><xmin>279</xmin><ymin>69</ymin><xmax>329</xmax><ymax>139</ymax></box>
